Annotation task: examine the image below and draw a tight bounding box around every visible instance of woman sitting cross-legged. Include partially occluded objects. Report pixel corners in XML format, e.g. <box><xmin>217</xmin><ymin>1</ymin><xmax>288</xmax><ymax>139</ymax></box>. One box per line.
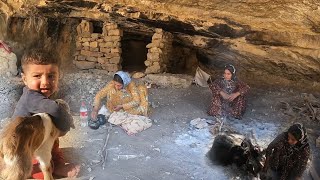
<box><xmin>91</xmin><ymin>71</ymin><xmax>148</xmax><ymax>121</ymax></box>
<box><xmin>207</xmin><ymin>64</ymin><xmax>250</xmax><ymax>119</ymax></box>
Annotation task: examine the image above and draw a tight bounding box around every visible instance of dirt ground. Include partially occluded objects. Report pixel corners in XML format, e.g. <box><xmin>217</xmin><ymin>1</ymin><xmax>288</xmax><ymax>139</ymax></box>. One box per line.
<box><xmin>55</xmin><ymin>73</ymin><xmax>320</xmax><ymax>180</ymax></box>
<box><xmin>0</xmin><ymin>72</ymin><xmax>319</xmax><ymax>180</ymax></box>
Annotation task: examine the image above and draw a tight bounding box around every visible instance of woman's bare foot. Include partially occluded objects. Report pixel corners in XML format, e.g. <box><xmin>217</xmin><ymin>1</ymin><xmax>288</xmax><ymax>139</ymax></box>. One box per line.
<box><xmin>53</xmin><ymin>163</ymin><xmax>80</xmax><ymax>178</ymax></box>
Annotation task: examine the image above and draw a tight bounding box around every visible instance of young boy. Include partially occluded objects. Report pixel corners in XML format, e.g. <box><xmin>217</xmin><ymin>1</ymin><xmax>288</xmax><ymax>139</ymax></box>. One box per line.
<box><xmin>12</xmin><ymin>49</ymin><xmax>80</xmax><ymax>179</ymax></box>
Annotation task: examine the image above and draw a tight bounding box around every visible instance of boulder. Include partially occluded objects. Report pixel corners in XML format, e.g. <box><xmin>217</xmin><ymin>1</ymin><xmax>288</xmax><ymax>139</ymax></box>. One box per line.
<box><xmin>0</xmin><ymin>42</ymin><xmax>17</xmax><ymax>76</ymax></box>
<box><xmin>145</xmin><ymin>73</ymin><xmax>193</xmax><ymax>88</ymax></box>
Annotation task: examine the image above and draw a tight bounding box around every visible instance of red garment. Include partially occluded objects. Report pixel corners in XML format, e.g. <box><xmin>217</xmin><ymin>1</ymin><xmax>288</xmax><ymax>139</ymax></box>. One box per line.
<box><xmin>265</xmin><ymin>133</ymin><xmax>310</xmax><ymax>180</ymax></box>
<box><xmin>208</xmin><ymin>78</ymin><xmax>250</xmax><ymax>119</ymax></box>
<box><xmin>31</xmin><ymin>139</ymin><xmax>65</xmax><ymax>179</ymax></box>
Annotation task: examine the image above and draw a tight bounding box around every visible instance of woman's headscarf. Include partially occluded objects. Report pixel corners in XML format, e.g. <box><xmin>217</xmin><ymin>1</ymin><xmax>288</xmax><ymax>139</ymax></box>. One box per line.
<box><xmin>114</xmin><ymin>71</ymin><xmax>131</xmax><ymax>88</ymax></box>
<box><xmin>224</xmin><ymin>64</ymin><xmax>237</xmax><ymax>81</ymax></box>
<box><xmin>287</xmin><ymin>123</ymin><xmax>308</xmax><ymax>148</ymax></box>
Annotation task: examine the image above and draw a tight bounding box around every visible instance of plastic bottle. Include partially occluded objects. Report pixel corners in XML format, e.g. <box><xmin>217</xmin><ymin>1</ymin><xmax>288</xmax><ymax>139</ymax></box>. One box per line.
<box><xmin>80</xmin><ymin>101</ymin><xmax>88</xmax><ymax>127</ymax></box>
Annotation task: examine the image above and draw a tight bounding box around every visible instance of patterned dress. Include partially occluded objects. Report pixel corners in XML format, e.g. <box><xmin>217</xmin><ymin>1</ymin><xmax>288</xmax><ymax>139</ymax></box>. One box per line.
<box><xmin>208</xmin><ymin>78</ymin><xmax>250</xmax><ymax>119</ymax></box>
<box><xmin>93</xmin><ymin>81</ymin><xmax>148</xmax><ymax>116</ymax></box>
<box><xmin>265</xmin><ymin>132</ymin><xmax>310</xmax><ymax>180</ymax></box>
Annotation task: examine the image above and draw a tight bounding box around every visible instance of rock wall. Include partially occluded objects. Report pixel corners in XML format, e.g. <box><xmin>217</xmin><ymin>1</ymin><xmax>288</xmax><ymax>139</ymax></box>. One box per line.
<box><xmin>0</xmin><ymin>45</ymin><xmax>18</xmax><ymax>76</ymax></box>
<box><xmin>1</xmin><ymin>17</ymin><xmax>78</xmax><ymax>72</ymax></box>
<box><xmin>0</xmin><ymin>0</ymin><xmax>319</xmax><ymax>86</ymax></box>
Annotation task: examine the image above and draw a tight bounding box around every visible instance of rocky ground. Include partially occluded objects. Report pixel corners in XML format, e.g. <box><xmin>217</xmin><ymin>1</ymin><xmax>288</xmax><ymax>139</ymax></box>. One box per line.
<box><xmin>0</xmin><ymin>72</ymin><xmax>319</xmax><ymax>180</ymax></box>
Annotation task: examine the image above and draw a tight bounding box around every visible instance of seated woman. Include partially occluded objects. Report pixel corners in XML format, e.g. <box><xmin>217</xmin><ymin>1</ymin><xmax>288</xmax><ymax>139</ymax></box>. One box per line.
<box><xmin>207</xmin><ymin>64</ymin><xmax>249</xmax><ymax>119</ymax></box>
<box><xmin>91</xmin><ymin>71</ymin><xmax>148</xmax><ymax>120</ymax></box>
<box><xmin>263</xmin><ymin>123</ymin><xmax>310</xmax><ymax>180</ymax></box>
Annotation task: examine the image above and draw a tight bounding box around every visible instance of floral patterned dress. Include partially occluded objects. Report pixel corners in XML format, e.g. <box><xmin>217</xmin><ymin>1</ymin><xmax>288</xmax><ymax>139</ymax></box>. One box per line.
<box><xmin>265</xmin><ymin>132</ymin><xmax>310</xmax><ymax>180</ymax></box>
<box><xmin>93</xmin><ymin>81</ymin><xmax>148</xmax><ymax>116</ymax></box>
<box><xmin>208</xmin><ymin>78</ymin><xmax>250</xmax><ymax>119</ymax></box>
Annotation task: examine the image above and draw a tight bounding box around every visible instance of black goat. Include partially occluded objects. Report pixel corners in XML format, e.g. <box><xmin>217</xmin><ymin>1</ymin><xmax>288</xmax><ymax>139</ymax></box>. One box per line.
<box><xmin>208</xmin><ymin>134</ymin><xmax>265</xmax><ymax>177</ymax></box>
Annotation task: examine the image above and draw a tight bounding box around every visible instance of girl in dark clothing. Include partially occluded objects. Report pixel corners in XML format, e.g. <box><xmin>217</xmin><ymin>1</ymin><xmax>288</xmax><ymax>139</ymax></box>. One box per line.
<box><xmin>263</xmin><ymin>123</ymin><xmax>310</xmax><ymax>180</ymax></box>
<box><xmin>208</xmin><ymin>64</ymin><xmax>250</xmax><ymax>119</ymax></box>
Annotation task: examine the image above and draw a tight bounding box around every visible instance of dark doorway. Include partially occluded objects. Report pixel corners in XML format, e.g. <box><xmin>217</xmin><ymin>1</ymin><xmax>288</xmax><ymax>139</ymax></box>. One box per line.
<box><xmin>121</xmin><ymin>32</ymin><xmax>151</xmax><ymax>72</ymax></box>
<box><xmin>167</xmin><ymin>44</ymin><xmax>198</xmax><ymax>75</ymax></box>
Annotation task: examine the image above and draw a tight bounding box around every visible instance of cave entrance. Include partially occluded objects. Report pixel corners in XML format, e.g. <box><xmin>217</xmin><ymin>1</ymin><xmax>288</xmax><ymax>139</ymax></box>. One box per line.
<box><xmin>121</xmin><ymin>31</ymin><xmax>151</xmax><ymax>72</ymax></box>
<box><xmin>167</xmin><ymin>44</ymin><xmax>198</xmax><ymax>75</ymax></box>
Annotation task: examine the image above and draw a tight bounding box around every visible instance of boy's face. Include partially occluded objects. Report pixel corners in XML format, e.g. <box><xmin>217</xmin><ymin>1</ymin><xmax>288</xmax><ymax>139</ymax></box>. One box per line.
<box><xmin>22</xmin><ymin>64</ymin><xmax>59</xmax><ymax>98</ymax></box>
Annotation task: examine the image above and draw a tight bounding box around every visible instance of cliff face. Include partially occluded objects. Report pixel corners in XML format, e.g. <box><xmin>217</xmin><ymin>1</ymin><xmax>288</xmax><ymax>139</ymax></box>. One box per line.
<box><xmin>0</xmin><ymin>0</ymin><xmax>319</xmax><ymax>85</ymax></box>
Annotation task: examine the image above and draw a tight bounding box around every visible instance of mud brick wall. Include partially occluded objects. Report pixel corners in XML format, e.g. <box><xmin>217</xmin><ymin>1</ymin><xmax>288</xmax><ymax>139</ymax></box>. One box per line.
<box><xmin>145</xmin><ymin>28</ymin><xmax>173</xmax><ymax>74</ymax></box>
<box><xmin>74</xmin><ymin>20</ymin><xmax>122</xmax><ymax>72</ymax></box>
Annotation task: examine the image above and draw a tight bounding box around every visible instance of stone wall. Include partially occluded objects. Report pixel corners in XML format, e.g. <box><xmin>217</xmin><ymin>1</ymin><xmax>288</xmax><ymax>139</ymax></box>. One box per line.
<box><xmin>145</xmin><ymin>28</ymin><xmax>173</xmax><ymax>74</ymax></box>
<box><xmin>74</xmin><ymin>23</ymin><xmax>175</xmax><ymax>74</ymax></box>
<box><xmin>74</xmin><ymin>20</ymin><xmax>122</xmax><ymax>72</ymax></box>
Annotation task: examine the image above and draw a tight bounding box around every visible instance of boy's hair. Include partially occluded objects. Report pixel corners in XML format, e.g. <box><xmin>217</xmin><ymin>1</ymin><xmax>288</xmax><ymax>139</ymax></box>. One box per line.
<box><xmin>21</xmin><ymin>49</ymin><xmax>60</xmax><ymax>72</ymax></box>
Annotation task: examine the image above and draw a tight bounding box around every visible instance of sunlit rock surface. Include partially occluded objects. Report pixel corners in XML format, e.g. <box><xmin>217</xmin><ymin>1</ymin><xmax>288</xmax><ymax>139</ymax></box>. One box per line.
<box><xmin>0</xmin><ymin>0</ymin><xmax>319</xmax><ymax>86</ymax></box>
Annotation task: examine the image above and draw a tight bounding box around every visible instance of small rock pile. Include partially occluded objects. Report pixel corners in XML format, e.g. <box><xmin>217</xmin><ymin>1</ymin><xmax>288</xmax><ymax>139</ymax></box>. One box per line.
<box><xmin>280</xmin><ymin>93</ymin><xmax>320</xmax><ymax>122</ymax></box>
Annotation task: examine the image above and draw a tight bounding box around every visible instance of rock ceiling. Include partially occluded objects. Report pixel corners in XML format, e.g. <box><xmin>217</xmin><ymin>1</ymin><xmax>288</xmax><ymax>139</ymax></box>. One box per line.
<box><xmin>1</xmin><ymin>0</ymin><xmax>320</xmax><ymax>83</ymax></box>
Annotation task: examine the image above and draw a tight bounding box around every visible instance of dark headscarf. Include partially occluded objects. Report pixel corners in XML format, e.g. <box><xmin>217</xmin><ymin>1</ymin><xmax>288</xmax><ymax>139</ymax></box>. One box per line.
<box><xmin>224</xmin><ymin>64</ymin><xmax>237</xmax><ymax>81</ymax></box>
<box><xmin>287</xmin><ymin>123</ymin><xmax>308</xmax><ymax>148</ymax></box>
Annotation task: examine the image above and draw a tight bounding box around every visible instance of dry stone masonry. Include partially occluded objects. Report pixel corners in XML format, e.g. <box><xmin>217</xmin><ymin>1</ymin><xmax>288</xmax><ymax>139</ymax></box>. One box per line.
<box><xmin>145</xmin><ymin>28</ymin><xmax>173</xmax><ymax>74</ymax></box>
<box><xmin>75</xmin><ymin>23</ymin><xmax>174</xmax><ymax>75</ymax></box>
<box><xmin>74</xmin><ymin>20</ymin><xmax>123</xmax><ymax>72</ymax></box>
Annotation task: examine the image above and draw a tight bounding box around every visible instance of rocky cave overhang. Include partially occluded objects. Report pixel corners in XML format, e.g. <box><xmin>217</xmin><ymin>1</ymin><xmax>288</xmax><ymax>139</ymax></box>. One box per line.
<box><xmin>0</xmin><ymin>0</ymin><xmax>320</xmax><ymax>84</ymax></box>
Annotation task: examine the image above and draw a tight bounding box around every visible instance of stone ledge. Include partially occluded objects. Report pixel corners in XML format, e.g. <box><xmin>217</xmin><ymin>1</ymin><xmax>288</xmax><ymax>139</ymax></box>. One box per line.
<box><xmin>145</xmin><ymin>73</ymin><xmax>193</xmax><ymax>88</ymax></box>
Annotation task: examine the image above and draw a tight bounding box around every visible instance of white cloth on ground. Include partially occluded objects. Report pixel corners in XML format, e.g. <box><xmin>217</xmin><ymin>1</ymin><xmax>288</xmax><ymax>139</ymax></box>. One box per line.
<box><xmin>108</xmin><ymin>112</ymin><xmax>152</xmax><ymax>135</ymax></box>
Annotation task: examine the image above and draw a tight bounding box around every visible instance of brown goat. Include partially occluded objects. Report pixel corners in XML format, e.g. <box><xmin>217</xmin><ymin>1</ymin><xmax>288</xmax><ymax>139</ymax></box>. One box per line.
<box><xmin>0</xmin><ymin>99</ymin><xmax>74</xmax><ymax>180</ymax></box>
<box><xmin>0</xmin><ymin>113</ymin><xmax>61</xmax><ymax>180</ymax></box>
